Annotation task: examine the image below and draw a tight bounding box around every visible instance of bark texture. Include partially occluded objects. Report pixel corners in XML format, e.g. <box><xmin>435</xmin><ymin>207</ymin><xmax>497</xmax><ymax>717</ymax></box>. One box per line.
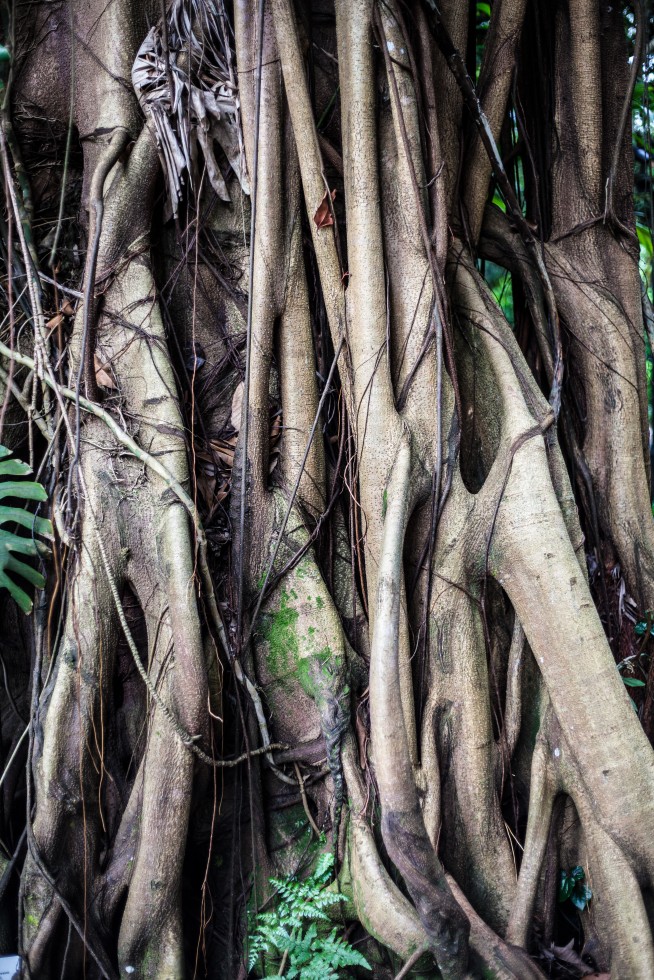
<box><xmin>0</xmin><ymin>1</ymin><xmax>653</xmax><ymax>978</ymax></box>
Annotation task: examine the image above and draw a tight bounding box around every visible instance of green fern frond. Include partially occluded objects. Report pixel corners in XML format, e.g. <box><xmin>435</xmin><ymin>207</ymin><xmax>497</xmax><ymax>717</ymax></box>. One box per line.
<box><xmin>248</xmin><ymin>850</ymin><xmax>371</xmax><ymax>978</ymax></box>
<box><xmin>313</xmin><ymin>852</ymin><xmax>334</xmax><ymax>884</ymax></box>
<box><xmin>0</xmin><ymin>445</ymin><xmax>52</xmax><ymax>614</ymax></box>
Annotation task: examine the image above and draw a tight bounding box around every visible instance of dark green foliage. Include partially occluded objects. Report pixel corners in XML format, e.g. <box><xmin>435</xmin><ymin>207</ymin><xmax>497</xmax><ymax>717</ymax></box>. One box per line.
<box><xmin>558</xmin><ymin>866</ymin><xmax>592</xmax><ymax>912</ymax></box>
<box><xmin>635</xmin><ymin>616</ymin><xmax>654</xmax><ymax>638</ymax></box>
<box><xmin>0</xmin><ymin>445</ymin><xmax>52</xmax><ymax>613</ymax></box>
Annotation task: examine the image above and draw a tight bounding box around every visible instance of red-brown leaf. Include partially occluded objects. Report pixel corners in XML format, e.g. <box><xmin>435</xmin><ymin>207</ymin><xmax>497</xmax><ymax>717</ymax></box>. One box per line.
<box><xmin>313</xmin><ymin>189</ymin><xmax>336</xmax><ymax>230</ymax></box>
<box><xmin>94</xmin><ymin>354</ymin><xmax>117</xmax><ymax>390</ymax></box>
<box><xmin>45</xmin><ymin>314</ymin><xmax>64</xmax><ymax>332</ymax></box>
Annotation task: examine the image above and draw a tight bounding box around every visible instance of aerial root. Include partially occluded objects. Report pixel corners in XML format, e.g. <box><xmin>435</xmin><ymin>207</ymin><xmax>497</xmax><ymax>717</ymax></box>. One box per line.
<box><xmin>507</xmin><ymin>738</ymin><xmax>555</xmax><ymax>946</ymax></box>
<box><xmin>573</xmin><ymin>792</ymin><xmax>654</xmax><ymax>977</ymax></box>
<box><xmin>446</xmin><ymin>876</ymin><xmax>545</xmax><ymax>980</ymax></box>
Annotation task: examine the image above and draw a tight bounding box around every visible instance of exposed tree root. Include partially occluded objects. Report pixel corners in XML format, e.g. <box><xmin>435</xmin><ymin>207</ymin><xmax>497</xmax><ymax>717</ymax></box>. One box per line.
<box><xmin>1</xmin><ymin>0</ymin><xmax>654</xmax><ymax>977</ymax></box>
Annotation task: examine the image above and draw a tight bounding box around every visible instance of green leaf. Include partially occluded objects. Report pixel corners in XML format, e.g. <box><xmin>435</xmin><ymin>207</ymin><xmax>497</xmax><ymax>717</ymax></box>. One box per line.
<box><xmin>637</xmin><ymin>222</ymin><xmax>653</xmax><ymax>256</ymax></box>
<box><xmin>0</xmin><ymin>458</ymin><xmax>32</xmax><ymax>477</ymax></box>
<box><xmin>634</xmin><ymin>620</ymin><xmax>654</xmax><ymax>637</ymax></box>
<box><xmin>313</xmin><ymin>851</ymin><xmax>334</xmax><ymax>883</ymax></box>
<box><xmin>558</xmin><ymin>867</ymin><xmax>592</xmax><ymax>911</ymax></box>
<box><xmin>1</xmin><ymin>530</ymin><xmax>44</xmax><ymax>558</ymax></box>
<box><xmin>5</xmin><ymin>555</ymin><xmax>46</xmax><ymax>588</ymax></box>
<box><xmin>0</xmin><ymin>445</ymin><xmax>50</xmax><ymax>614</ymax></box>
<box><xmin>637</xmin><ymin>223</ymin><xmax>654</xmax><ymax>291</ymax></box>
<box><xmin>0</xmin><ymin>507</ymin><xmax>53</xmax><ymax>538</ymax></box>
<box><xmin>0</xmin><ymin>569</ymin><xmax>32</xmax><ymax>614</ymax></box>
<box><xmin>558</xmin><ymin>873</ymin><xmax>574</xmax><ymax>903</ymax></box>
<box><xmin>570</xmin><ymin>883</ymin><xmax>593</xmax><ymax>912</ymax></box>
<box><xmin>0</xmin><ymin>481</ymin><xmax>47</xmax><ymax>503</ymax></box>
<box><xmin>491</xmin><ymin>191</ymin><xmax>507</xmax><ymax>214</ymax></box>
<box><xmin>623</xmin><ymin>677</ymin><xmax>646</xmax><ymax>688</ymax></box>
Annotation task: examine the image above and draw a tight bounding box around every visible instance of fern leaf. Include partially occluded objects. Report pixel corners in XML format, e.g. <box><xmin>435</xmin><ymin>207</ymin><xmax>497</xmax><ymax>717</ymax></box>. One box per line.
<box><xmin>248</xmin><ymin>847</ymin><xmax>372</xmax><ymax>979</ymax></box>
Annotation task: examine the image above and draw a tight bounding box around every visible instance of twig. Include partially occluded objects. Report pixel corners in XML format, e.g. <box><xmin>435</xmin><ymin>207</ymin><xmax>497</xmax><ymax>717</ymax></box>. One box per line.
<box><xmin>0</xmin><ymin>127</ymin><xmax>52</xmax><ymax>426</ymax></box>
<box><xmin>394</xmin><ymin>947</ymin><xmax>428</xmax><ymax>979</ymax></box>
<box><xmin>36</xmin><ymin>273</ymin><xmax>82</xmax><ymax>299</ymax></box>
<box><xmin>0</xmin><ymin>362</ymin><xmax>50</xmax><ymax>438</ymax></box>
<box><xmin>11</xmin><ymin>271</ymin><xmax>83</xmax><ymax>300</ymax></box>
<box><xmin>0</xmin><ymin>724</ymin><xmax>27</xmax><ymax>796</ymax></box>
<box><xmin>294</xmin><ymin>762</ymin><xmax>321</xmax><ymax>836</ymax></box>
<box><xmin>0</xmin><ymin>827</ymin><xmax>26</xmax><ymax>906</ymax></box>
<box><xmin>0</xmin><ymin>647</ymin><xmax>26</xmax><ymax>724</ymax></box>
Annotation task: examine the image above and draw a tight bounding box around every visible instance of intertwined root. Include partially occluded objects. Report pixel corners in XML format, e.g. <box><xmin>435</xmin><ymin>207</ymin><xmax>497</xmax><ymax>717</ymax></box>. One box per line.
<box><xmin>19</xmin><ymin>125</ymin><xmax>214</xmax><ymax>977</ymax></box>
<box><xmin>263</xmin><ymin>0</ymin><xmax>654</xmax><ymax>973</ymax></box>
<box><xmin>6</xmin><ymin>0</ymin><xmax>654</xmax><ymax>977</ymax></box>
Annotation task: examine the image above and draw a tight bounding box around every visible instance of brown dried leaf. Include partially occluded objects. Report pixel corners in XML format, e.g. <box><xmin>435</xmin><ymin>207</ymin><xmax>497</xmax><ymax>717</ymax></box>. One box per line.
<box><xmin>61</xmin><ymin>299</ymin><xmax>75</xmax><ymax>317</ymax></box>
<box><xmin>270</xmin><ymin>411</ymin><xmax>282</xmax><ymax>444</ymax></box>
<box><xmin>212</xmin><ymin>443</ymin><xmax>235</xmax><ymax>467</ymax></box>
<box><xmin>94</xmin><ymin>354</ymin><xmax>117</xmax><ymax>390</ymax></box>
<box><xmin>549</xmin><ymin>941</ymin><xmax>595</xmax><ymax>975</ymax></box>
<box><xmin>313</xmin><ymin>189</ymin><xmax>336</xmax><ymax>230</ymax></box>
<box><xmin>46</xmin><ymin>314</ymin><xmax>64</xmax><ymax>332</ymax></box>
<box><xmin>197</xmin><ymin>473</ymin><xmax>216</xmax><ymax>507</ymax></box>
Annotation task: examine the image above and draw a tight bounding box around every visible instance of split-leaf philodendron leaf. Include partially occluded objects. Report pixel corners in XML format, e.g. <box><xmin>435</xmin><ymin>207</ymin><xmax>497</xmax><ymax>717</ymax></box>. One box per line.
<box><xmin>0</xmin><ymin>445</ymin><xmax>52</xmax><ymax>614</ymax></box>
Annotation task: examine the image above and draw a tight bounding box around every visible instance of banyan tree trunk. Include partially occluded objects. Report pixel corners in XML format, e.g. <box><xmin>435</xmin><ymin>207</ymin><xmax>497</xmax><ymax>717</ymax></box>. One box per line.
<box><xmin>0</xmin><ymin>0</ymin><xmax>654</xmax><ymax>977</ymax></box>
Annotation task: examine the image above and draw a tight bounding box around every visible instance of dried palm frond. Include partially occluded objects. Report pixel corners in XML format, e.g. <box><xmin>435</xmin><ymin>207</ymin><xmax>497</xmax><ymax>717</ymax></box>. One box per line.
<box><xmin>132</xmin><ymin>0</ymin><xmax>249</xmax><ymax>217</ymax></box>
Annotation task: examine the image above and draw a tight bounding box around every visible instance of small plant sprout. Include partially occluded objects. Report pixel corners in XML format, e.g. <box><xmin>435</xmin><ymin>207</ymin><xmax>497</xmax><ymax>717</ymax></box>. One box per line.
<box><xmin>558</xmin><ymin>866</ymin><xmax>592</xmax><ymax>912</ymax></box>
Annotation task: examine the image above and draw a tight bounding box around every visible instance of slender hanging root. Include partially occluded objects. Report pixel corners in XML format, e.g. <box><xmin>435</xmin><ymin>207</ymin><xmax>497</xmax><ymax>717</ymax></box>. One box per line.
<box><xmin>506</xmin><ymin>732</ymin><xmax>556</xmax><ymax>946</ymax></box>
